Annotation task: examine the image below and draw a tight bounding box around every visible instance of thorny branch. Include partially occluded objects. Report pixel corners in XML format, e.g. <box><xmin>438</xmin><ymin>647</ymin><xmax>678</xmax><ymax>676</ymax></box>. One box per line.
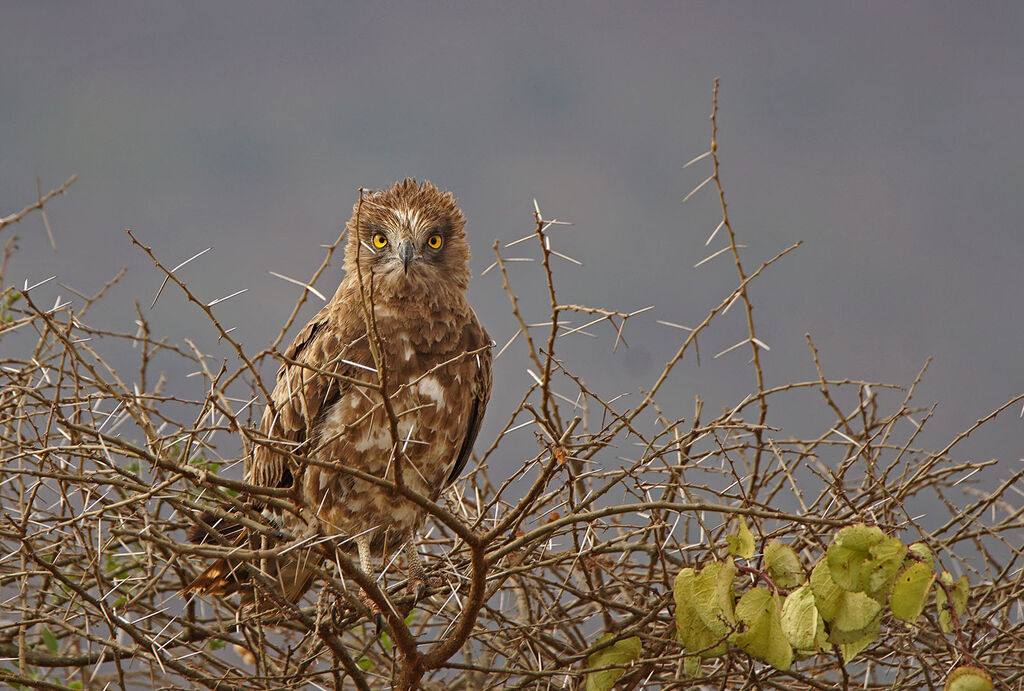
<box><xmin>1</xmin><ymin>91</ymin><xmax>1021</xmax><ymax>690</ymax></box>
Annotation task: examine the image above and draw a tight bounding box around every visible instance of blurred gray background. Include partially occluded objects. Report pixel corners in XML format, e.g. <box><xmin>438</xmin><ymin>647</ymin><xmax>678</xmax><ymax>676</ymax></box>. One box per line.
<box><xmin>2</xmin><ymin>3</ymin><xmax>1022</xmax><ymax>479</ymax></box>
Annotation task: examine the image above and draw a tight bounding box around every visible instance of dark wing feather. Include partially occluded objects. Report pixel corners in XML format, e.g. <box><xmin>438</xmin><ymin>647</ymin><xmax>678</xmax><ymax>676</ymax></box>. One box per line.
<box><xmin>445</xmin><ymin>319</ymin><xmax>493</xmax><ymax>485</ymax></box>
<box><xmin>248</xmin><ymin>304</ymin><xmax>361</xmax><ymax>491</ymax></box>
<box><xmin>284</xmin><ymin>318</ymin><xmax>325</xmax><ymax>361</ymax></box>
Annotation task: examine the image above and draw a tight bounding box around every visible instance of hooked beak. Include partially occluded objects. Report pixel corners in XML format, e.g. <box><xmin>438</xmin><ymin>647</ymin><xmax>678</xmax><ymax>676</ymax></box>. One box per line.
<box><xmin>398</xmin><ymin>240</ymin><xmax>415</xmax><ymax>273</ymax></box>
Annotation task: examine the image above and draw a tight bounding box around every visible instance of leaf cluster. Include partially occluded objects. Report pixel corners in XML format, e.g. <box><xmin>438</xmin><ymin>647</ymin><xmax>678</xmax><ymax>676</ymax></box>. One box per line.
<box><xmin>586</xmin><ymin>521</ymin><xmax>989</xmax><ymax>691</ymax></box>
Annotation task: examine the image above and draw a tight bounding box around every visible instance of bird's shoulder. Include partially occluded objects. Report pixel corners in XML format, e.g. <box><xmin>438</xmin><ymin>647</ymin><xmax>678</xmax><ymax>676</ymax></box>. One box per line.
<box><xmin>270</xmin><ymin>296</ymin><xmax>373</xmax><ymax>432</ymax></box>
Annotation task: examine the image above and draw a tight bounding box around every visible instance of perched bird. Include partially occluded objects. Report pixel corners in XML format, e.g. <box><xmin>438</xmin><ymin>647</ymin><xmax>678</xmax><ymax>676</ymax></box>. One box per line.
<box><xmin>186</xmin><ymin>179</ymin><xmax>492</xmax><ymax>621</ymax></box>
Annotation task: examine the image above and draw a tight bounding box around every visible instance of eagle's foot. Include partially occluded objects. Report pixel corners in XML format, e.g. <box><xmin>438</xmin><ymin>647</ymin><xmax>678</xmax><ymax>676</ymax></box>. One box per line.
<box><xmin>315</xmin><ymin>587</ymin><xmax>337</xmax><ymax>633</ymax></box>
<box><xmin>402</xmin><ymin>533</ymin><xmax>443</xmax><ymax>608</ymax></box>
<box><xmin>353</xmin><ymin>534</ymin><xmax>384</xmax><ymax>634</ymax></box>
<box><xmin>407</xmin><ymin>574</ymin><xmax>444</xmax><ymax>607</ymax></box>
<box><xmin>351</xmin><ymin>588</ymin><xmax>382</xmax><ymax>636</ymax></box>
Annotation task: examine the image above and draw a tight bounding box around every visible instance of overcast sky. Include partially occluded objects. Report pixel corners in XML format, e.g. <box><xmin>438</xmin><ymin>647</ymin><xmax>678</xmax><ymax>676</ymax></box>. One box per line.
<box><xmin>2</xmin><ymin>2</ymin><xmax>1022</xmax><ymax>479</ymax></box>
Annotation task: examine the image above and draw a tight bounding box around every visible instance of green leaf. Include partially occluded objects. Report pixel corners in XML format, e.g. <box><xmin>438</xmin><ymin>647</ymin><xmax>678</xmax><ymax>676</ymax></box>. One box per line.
<box><xmin>682</xmin><ymin>655</ymin><xmax>701</xmax><ymax>678</ymax></box>
<box><xmin>890</xmin><ymin>561</ymin><xmax>935</xmax><ymax>623</ymax></box>
<box><xmin>585</xmin><ymin>634</ymin><xmax>641</xmax><ymax>691</ymax></box>
<box><xmin>863</xmin><ymin>535</ymin><xmax>907</xmax><ymax>599</ymax></box>
<box><xmin>692</xmin><ymin>561</ymin><xmax>736</xmax><ymax>636</ymax></box>
<box><xmin>946</xmin><ymin>573</ymin><xmax>968</xmax><ymax>616</ymax></box>
<box><xmin>68</xmin><ymin>682</ymin><xmax>83</xmax><ymax>690</ymax></box>
<box><xmin>105</xmin><ymin>554</ymin><xmax>132</xmax><ymax>579</ymax></box>
<box><xmin>810</xmin><ymin>559</ymin><xmax>882</xmax><ymax>638</ymax></box>
<box><xmin>764</xmin><ymin>540</ymin><xmax>805</xmax><ymax>589</ymax></box>
<box><xmin>731</xmin><ymin>587</ymin><xmax>793</xmax><ymax>671</ymax></box>
<box><xmin>944</xmin><ymin>666</ymin><xmax>994</xmax><ymax>691</ymax></box>
<box><xmin>673</xmin><ymin>568</ymin><xmax>727</xmax><ymax>658</ymax></box>
<box><xmin>41</xmin><ymin>626</ymin><xmax>58</xmax><ymax>654</ymax></box>
<box><xmin>780</xmin><ymin>586</ymin><xmax>826</xmax><ymax>652</ymax></box>
<box><xmin>826</xmin><ymin>524</ymin><xmax>885</xmax><ymax>591</ymax></box>
<box><xmin>908</xmin><ymin>542</ymin><xmax>934</xmax><ymax>569</ymax></box>
<box><xmin>726</xmin><ymin>517</ymin><xmax>755</xmax><ymax>559</ymax></box>
<box><xmin>836</xmin><ymin>612</ymin><xmax>881</xmax><ymax>663</ymax></box>
<box><xmin>358</xmin><ymin>656</ymin><xmax>374</xmax><ymax>671</ymax></box>
<box><xmin>937</xmin><ymin>573</ymin><xmax>969</xmax><ymax>633</ymax></box>
<box><xmin>809</xmin><ymin>558</ymin><xmax>842</xmax><ymax>621</ymax></box>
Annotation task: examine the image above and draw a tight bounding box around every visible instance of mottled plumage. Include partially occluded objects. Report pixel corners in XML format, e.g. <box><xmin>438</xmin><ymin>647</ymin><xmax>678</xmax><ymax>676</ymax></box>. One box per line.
<box><xmin>186</xmin><ymin>179</ymin><xmax>492</xmax><ymax>615</ymax></box>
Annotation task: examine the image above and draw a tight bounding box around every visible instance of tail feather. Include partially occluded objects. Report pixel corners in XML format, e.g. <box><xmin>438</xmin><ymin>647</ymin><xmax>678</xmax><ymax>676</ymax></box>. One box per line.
<box><xmin>185</xmin><ymin>558</ymin><xmax>245</xmax><ymax>596</ymax></box>
<box><xmin>183</xmin><ymin>508</ymin><xmax>251</xmax><ymax>596</ymax></box>
<box><xmin>182</xmin><ymin>508</ymin><xmax>321</xmax><ymax>610</ymax></box>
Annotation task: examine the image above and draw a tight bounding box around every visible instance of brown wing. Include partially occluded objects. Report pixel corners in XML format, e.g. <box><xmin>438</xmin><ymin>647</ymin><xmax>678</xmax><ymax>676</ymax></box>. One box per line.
<box><xmin>185</xmin><ymin>305</ymin><xmax>360</xmax><ymax>600</ymax></box>
<box><xmin>445</xmin><ymin>315</ymin><xmax>493</xmax><ymax>485</ymax></box>
<box><xmin>248</xmin><ymin>302</ymin><xmax>366</xmax><ymax>492</ymax></box>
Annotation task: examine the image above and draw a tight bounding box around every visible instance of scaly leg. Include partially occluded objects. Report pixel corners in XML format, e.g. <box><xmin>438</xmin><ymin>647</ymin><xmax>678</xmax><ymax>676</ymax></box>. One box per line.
<box><xmin>355</xmin><ymin>532</ymin><xmax>375</xmax><ymax>574</ymax></box>
<box><xmin>354</xmin><ymin>533</ymin><xmax>383</xmax><ymax>633</ymax></box>
<box><xmin>404</xmin><ymin>528</ymin><xmax>438</xmax><ymax>607</ymax></box>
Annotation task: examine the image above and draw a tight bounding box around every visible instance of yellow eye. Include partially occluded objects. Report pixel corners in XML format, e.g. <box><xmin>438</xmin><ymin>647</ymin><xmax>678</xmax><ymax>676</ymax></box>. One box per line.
<box><xmin>372</xmin><ymin>233</ymin><xmax>388</xmax><ymax>249</ymax></box>
<box><xmin>427</xmin><ymin>233</ymin><xmax>443</xmax><ymax>249</ymax></box>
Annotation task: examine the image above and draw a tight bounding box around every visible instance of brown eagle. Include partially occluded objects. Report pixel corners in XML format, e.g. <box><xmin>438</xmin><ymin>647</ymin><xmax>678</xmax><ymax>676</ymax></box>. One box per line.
<box><xmin>186</xmin><ymin>179</ymin><xmax>492</xmax><ymax>620</ymax></box>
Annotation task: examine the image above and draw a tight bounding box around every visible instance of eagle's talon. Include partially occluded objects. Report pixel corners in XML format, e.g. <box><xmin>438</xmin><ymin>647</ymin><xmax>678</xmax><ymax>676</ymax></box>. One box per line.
<box><xmin>408</xmin><ymin>578</ymin><xmax>428</xmax><ymax>607</ymax></box>
<box><xmin>407</xmin><ymin>575</ymin><xmax>443</xmax><ymax>607</ymax></box>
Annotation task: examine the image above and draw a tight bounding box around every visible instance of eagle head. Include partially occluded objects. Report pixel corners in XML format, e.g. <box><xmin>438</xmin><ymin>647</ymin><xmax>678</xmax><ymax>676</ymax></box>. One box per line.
<box><xmin>342</xmin><ymin>179</ymin><xmax>471</xmax><ymax>298</ymax></box>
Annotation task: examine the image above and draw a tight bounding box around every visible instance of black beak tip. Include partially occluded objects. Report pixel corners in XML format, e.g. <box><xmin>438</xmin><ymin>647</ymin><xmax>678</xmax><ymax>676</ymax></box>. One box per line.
<box><xmin>400</xmin><ymin>242</ymin><xmax>415</xmax><ymax>272</ymax></box>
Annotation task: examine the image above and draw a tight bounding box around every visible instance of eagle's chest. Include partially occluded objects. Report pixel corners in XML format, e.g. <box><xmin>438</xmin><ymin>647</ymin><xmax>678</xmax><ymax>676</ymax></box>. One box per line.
<box><xmin>302</xmin><ymin>340</ymin><xmax>472</xmax><ymax>537</ymax></box>
<box><xmin>326</xmin><ymin>372</ymin><xmax>464</xmax><ymax>479</ymax></box>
